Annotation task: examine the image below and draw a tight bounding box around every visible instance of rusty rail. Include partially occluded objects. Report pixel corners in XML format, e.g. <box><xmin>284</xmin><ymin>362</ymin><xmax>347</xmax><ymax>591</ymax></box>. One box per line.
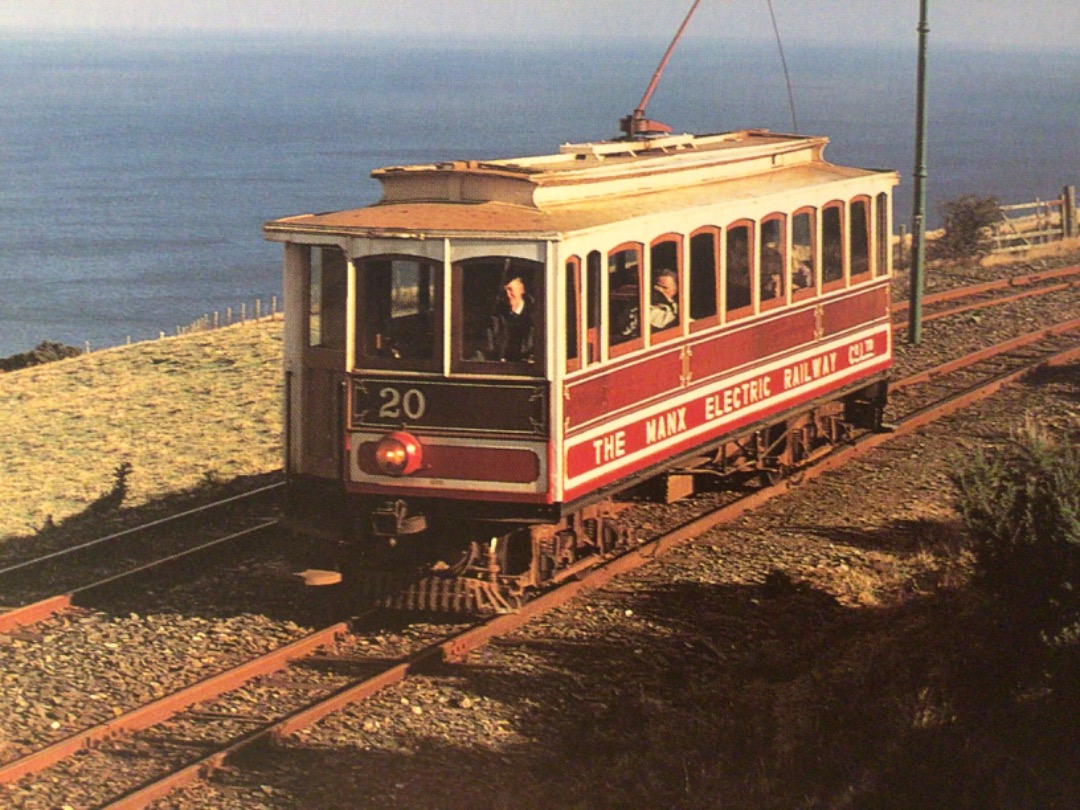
<box><xmin>891</xmin><ymin>264</ymin><xmax>1080</xmax><ymax>318</ymax></box>
<box><xmin>0</xmin><ymin>624</ymin><xmax>349</xmax><ymax>786</ymax></box>
<box><xmin>0</xmin><ymin>521</ymin><xmax>278</xmax><ymax>634</ymax></box>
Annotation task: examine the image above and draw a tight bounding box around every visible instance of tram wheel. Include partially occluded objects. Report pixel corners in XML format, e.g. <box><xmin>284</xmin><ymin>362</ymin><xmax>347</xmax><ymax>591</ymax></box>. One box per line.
<box><xmin>758</xmin><ymin>466</ymin><xmax>784</xmax><ymax>487</ymax></box>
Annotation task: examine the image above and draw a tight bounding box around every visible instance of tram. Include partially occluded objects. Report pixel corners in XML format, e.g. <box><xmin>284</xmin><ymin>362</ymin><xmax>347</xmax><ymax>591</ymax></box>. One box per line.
<box><xmin>264</xmin><ymin>127</ymin><xmax>898</xmax><ymax>610</ymax></box>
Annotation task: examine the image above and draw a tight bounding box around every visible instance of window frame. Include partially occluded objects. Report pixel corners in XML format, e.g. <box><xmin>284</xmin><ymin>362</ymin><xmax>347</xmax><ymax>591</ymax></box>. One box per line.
<box><xmin>354</xmin><ymin>253</ymin><xmax>443</xmax><ymax>373</ymax></box>
<box><xmin>584</xmin><ymin>250</ymin><xmax>603</xmax><ymax>367</ymax></box>
<box><xmin>648</xmin><ymin>233</ymin><xmax>684</xmax><ymax>346</ymax></box>
<box><xmin>790</xmin><ymin>207</ymin><xmax>818</xmax><ymax>303</ymax></box>
<box><xmin>688</xmin><ymin>226</ymin><xmax>722</xmax><ymax>333</ymax></box>
<box><xmin>308</xmin><ymin>246</ymin><xmax>348</xmax><ymax>352</ymax></box>
<box><xmin>821</xmin><ymin>201</ymin><xmax>846</xmax><ymax>294</ymax></box>
<box><xmin>607</xmin><ymin>241</ymin><xmax>645</xmax><ymax>359</ymax></box>
<box><xmin>450</xmin><ymin>255</ymin><xmax>546</xmax><ymax>375</ymax></box>
<box><xmin>758</xmin><ymin>213</ymin><xmax>787</xmax><ymax>313</ymax></box>
<box><xmin>724</xmin><ymin>219</ymin><xmax>755</xmax><ymax>323</ymax></box>
<box><xmin>849</xmin><ymin>195</ymin><xmax>873</xmax><ymax>285</ymax></box>
<box><xmin>876</xmin><ymin>192</ymin><xmax>891</xmax><ymax>278</ymax></box>
<box><xmin>565</xmin><ymin>255</ymin><xmax>583</xmax><ymax>372</ymax></box>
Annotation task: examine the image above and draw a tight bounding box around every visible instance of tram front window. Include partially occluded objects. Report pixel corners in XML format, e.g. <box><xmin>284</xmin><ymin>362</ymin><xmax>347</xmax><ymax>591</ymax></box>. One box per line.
<box><xmin>357</xmin><ymin>256</ymin><xmax>440</xmax><ymax>369</ymax></box>
<box><xmin>455</xmin><ymin>257</ymin><xmax>544</xmax><ymax>372</ymax></box>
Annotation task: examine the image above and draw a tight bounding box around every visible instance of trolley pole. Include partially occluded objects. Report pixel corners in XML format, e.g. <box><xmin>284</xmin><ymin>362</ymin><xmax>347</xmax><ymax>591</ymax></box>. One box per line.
<box><xmin>908</xmin><ymin>0</ymin><xmax>930</xmax><ymax>344</ymax></box>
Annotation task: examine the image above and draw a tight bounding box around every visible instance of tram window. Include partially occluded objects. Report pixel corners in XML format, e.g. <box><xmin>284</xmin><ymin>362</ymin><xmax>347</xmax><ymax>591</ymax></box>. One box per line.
<box><xmin>357</xmin><ymin>256</ymin><xmax>439</xmax><ymax>369</ymax></box>
<box><xmin>791</xmin><ymin>209</ymin><xmax>816</xmax><ymax>299</ymax></box>
<box><xmin>309</xmin><ymin>247</ymin><xmax>347</xmax><ymax>350</ymax></box>
<box><xmin>586</xmin><ymin>250</ymin><xmax>602</xmax><ymax>364</ymax></box>
<box><xmin>566</xmin><ymin>257</ymin><xmax>581</xmax><ymax>372</ymax></box>
<box><xmin>822</xmin><ymin>203</ymin><xmax>844</xmax><ymax>288</ymax></box>
<box><xmin>689</xmin><ymin>230</ymin><xmax>719</xmax><ymax>325</ymax></box>
<box><xmin>649</xmin><ymin>237</ymin><xmax>681</xmax><ymax>339</ymax></box>
<box><xmin>608</xmin><ymin>243</ymin><xmax>643</xmax><ymax>353</ymax></box>
<box><xmin>850</xmin><ymin>197</ymin><xmax>871</xmax><ymax>281</ymax></box>
<box><xmin>759</xmin><ymin>216</ymin><xmax>785</xmax><ymax>309</ymax></box>
<box><xmin>725</xmin><ymin>223</ymin><xmax>753</xmax><ymax>318</ymax></box>
<box><xmin>454</xmin><ymin>256</ymin><xmax>544</xmax><ymax>372</ymax></box>
<box><xmin>876</xmin><ymin>192</ymin><xmax>890</xmax><ymax>277</ymax></box>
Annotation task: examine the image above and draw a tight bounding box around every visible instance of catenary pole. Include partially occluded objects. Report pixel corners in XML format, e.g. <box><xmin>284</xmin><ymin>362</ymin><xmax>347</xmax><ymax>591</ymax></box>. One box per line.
<box><xmin>908</xmin><ymin>0</ymin><xmax>930</xmax><ymax>344</ymax></box>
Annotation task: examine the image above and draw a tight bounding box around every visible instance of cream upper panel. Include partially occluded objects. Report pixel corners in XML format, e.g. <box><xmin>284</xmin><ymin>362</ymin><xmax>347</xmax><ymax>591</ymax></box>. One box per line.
<box><xmin>265</xmin><ymin>162</ymin><xmax>897</xmax><ymax>243</ymax></box>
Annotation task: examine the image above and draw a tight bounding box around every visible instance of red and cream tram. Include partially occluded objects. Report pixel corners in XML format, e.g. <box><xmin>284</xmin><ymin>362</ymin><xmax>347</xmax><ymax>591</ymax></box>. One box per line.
<box><xmin>264</xmin><ymin>129</ymin><xmax>898</xmax><ymax>610</ymax></box>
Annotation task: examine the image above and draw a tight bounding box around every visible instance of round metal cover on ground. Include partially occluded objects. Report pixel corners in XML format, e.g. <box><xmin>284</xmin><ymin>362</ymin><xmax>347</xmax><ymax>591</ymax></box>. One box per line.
<box><xmin>296</xmin><ymin>569</ymin><xmax>343</xmax><ymax>586</ymax></box>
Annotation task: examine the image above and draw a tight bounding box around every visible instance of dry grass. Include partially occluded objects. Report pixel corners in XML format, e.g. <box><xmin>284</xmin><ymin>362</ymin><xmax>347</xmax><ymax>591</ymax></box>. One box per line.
<box><xmin>0</xmin><ymin>320</ymin><xmax>283</xmax><ymax>540</ymax></box>
<box><xmin>980</xmin><ymin>235</ymin><xmax>1080</xmax><ymax>267</ymax></box>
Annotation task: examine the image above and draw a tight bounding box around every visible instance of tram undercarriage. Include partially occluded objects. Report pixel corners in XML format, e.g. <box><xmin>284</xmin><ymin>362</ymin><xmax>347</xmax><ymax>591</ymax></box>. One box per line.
<box><xmin>304</xmin><ymin>379</ymin><xmax>888</xmax><ymax>614</ymax></box>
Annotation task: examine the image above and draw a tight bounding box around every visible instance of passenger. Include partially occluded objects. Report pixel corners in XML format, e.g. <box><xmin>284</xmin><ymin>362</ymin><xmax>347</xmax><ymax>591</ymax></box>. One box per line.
<box><xmin>649</xmin><ymin>268</ymin><xmax>679</xmax><ymax>330</ymax></box>
<box><xmin>484</xmin><ymin>276</ymin><xmax>535</xmax><ymax>361</ymax></box>
<box><xmin>792</xmin><ymin>261</ymin><xmax>813</xmax><ymax>290</ymax></box>
<box><xmin>761</xmin><ymin>247</ymin><xmax>784</xmax><ymax>301</ymax></box>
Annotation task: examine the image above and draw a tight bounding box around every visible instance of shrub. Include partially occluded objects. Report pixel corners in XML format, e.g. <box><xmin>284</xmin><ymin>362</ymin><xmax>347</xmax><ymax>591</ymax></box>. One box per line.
<box><xmin>933</xmin><ymin>194</ymin><xmax>1001</xmax><ymax>259</ymax></box>
<box><xmin>0</xmin><ymin>340</ymin><xmax>83</xmax><ymax>372</ymax></box>
<box><xmin>951</xmin><ymin>420</ymin><xmax>1080</xmax><ymax>638</ymax></box>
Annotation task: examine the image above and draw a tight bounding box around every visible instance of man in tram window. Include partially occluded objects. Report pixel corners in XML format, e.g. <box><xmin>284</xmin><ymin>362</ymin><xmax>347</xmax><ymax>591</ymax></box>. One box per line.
<box><xmin>649</xmin><ymin>268</ymin><xmax>679</xmax><ymax>331</ymax></box>
<box><xmin>761</xmin><ymin>246</ymin><xmax>785</xmax><ymax>301</ymax></box>
<box><xmin>484</xmin><ymin>275</ymin><xmax>535</xmax><ymax>362</ymax></box>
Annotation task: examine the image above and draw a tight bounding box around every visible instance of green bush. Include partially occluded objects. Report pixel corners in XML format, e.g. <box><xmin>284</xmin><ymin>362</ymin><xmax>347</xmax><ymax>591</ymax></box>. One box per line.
<box><xmin>933</xmin><ymin>194</ymin><xmax>1001</xmax><ymax>259</ymax></box>
<box><xmin>952</xmin><ymin>420</ymin><xmax>1080</xmax><ymax>637</ymax></box>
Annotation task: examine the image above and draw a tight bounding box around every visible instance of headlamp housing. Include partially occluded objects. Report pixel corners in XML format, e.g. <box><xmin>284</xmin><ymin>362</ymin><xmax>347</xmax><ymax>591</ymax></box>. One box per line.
<box><xmin>373</xmin><ymin>431</ymin><xmax>423</xmax><ymax>476</ymax></box>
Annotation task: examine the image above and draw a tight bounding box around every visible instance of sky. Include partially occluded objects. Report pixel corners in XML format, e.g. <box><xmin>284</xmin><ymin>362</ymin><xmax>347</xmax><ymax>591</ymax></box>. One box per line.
<box><xmin>1</xmin><ymin>1</ymin><xmax>1078</xmax><ymax>52</ymax></box>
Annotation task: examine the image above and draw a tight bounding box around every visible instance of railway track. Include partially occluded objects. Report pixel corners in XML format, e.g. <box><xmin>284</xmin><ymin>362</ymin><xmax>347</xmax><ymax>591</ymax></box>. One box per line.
<box><xmin>0</xmin><ymin>484</ymin><xmax>283</xmax><ymax>634</ymax></box>
<box><xmin>2</xmin><ymin>308</ymin><xmax>1076</xmax><ymax>808</ymax></box>
<box><xmin>891</xmin><ymin>263</ymin><xmax>1080</xmax><ymax>324</ymax></box>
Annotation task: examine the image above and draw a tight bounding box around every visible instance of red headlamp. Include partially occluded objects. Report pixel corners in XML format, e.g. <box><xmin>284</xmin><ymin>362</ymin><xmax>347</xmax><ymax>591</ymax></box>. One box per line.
<box><xmin>373</xmin><ymin>431</ymin><xmax>423</xmax><ymax>476</ymax></box>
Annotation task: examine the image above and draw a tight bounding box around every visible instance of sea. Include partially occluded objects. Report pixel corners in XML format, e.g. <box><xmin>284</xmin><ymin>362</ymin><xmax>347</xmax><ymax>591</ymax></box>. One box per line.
<box><xmin>1</xmin><ymin>33</ymin><xmax>1077</xmax><ymax>358</ymax></box>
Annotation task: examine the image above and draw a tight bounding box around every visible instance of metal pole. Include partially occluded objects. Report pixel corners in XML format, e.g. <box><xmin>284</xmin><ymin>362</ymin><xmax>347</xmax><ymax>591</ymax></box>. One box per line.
<box><xmin>633</xmin><ymin>0</ymin><xmax>703</xmax><ymax>116</ymax></box>
<box><xmin>908</xmin><ymin>0</ymin><xmax>930</xmax><ymax>344</ymax></box>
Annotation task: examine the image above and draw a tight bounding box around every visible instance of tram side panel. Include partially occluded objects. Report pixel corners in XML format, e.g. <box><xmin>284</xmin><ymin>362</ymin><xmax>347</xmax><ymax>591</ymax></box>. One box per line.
<box><xmin>562</xmin><ymin>282</ymin><xmax>891</xmax><ymax>502</ymax></box>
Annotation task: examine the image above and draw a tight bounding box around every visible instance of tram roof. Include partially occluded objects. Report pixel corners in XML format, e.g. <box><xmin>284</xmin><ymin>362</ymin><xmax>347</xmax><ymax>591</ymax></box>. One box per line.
<box><xmin>265</xmin><ymin>130</ymin><xmax>897</xmax><ymax>241</ymax></box>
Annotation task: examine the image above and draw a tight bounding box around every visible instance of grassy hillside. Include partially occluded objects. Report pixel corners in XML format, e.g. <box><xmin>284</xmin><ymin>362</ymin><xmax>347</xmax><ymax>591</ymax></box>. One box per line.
<box><xmin>0</xmin><ymin>321</ymin><xmax>283</xmax><ymax>541</ymax></box>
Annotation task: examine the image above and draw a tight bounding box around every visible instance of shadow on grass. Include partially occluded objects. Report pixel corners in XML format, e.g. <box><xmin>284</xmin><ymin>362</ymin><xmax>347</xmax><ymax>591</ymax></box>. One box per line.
<box><xmin>0</xmin><ymin>469</ymin><xmax>335</xmax><ymax>625</ymax></box>
<box><xmin>0</xmin><ymin>468</ymin><xmax>284</xmax><ymax>568</ymax></box>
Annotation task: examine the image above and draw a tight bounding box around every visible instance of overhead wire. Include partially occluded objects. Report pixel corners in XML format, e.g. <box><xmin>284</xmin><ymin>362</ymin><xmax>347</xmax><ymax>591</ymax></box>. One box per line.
<box><xmin>765</xmin><ymin>0</ymin><xmax>799</xmax><ymax>133</ymax></box>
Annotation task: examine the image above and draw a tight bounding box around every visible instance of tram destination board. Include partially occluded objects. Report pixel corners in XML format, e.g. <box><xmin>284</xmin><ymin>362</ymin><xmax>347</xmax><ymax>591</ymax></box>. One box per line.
<box><xmin>352</xmin><ymin>378</ymin><xmax>549</xmax><ymax>437</ymax></box>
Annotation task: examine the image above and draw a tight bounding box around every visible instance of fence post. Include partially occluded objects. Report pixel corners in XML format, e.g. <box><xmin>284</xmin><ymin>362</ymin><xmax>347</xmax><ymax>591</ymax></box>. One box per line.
<box><xmin>1064</xmin><ymin>185</ymin><xmax>1077</xmax><ymax>239</ymax></box>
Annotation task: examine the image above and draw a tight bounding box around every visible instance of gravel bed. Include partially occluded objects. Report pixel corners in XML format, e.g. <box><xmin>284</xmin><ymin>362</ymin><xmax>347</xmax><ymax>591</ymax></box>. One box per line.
<box><xmin>148</xmin><ymin>368</ymin><xmax>1078</xmax><ymax>809</ymax></box>
<box><xmin>890</xmin><ymin>282</ymin><xmax>1079</xmax><ymax>381</ymax></box>
<box><xmin>0</xmin><ymin>610</ymin><xmax>309</xmax><ymax>763</ymax></box>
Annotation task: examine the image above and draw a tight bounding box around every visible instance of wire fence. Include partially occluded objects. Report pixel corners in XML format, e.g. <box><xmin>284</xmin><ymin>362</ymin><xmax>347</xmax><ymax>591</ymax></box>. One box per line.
<box><xmin>83</xmin><ymin>295</ymin><xmax>282</xmax><ymax>355</ymax></box>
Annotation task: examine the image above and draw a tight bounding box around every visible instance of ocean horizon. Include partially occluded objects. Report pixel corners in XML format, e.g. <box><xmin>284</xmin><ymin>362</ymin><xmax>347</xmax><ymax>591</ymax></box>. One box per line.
<box><xmin>1</xmin><ymin>32</ymin><xmax>1077</xmax><ymax>357</ymax></box>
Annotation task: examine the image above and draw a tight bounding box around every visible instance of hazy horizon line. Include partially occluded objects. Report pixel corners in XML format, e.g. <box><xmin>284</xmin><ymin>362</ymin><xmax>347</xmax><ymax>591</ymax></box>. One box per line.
<box><xmin>2</xmin><ymin>26</ymin><xmax>1076</xmax><ymax>57</ymax></box>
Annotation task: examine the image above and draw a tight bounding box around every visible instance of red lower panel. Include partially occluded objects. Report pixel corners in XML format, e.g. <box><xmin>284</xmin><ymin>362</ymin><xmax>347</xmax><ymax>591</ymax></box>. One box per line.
<box><xmin>347</xmin><ymin>483</ymin><xmax>553</xmax><ymax>504</ymax></box>
<box><xmin>562</xmin><ymin>326</ymin><xmax>891</xmax><ymax>500</ymax></box>
<box><xmin>356</xmin><ymin>442</ymin><xmax>540</xmax><ymax>484</ymax></box>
